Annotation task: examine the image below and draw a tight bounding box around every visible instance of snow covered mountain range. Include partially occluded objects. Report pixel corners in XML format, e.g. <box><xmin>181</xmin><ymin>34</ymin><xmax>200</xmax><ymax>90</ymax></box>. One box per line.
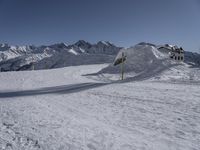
<box><xmin>0</xmin><ymin>41</ymin><xmax>121</xmax><ymax>71</ymax></box>
<box><xmin>0</xmin><ymin>41</ymin><xmax>200</xmax><ymax>73</ymax></box>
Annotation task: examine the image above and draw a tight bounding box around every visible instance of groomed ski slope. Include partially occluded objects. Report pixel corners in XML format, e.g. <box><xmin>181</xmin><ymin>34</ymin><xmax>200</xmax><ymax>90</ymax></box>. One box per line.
<box><xmin>0</xmin><ymin>64</ymin><xmax>200</xmax><ymax>150</ymax></box>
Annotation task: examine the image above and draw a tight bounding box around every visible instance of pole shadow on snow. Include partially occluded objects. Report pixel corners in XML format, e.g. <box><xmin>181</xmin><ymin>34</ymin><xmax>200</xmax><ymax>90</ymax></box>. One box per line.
<box><xmin>0</xmin><ymin>82</ymin><xmax>108</xmax><ymax>98</ymax></box>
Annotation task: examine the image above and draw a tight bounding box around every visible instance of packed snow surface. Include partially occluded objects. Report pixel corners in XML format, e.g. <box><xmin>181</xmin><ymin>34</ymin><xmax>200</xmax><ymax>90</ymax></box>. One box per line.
<box><xmin>0</xmin><ymin>64</ymin><xmax>200</xmax><ymax>150</ymax></box>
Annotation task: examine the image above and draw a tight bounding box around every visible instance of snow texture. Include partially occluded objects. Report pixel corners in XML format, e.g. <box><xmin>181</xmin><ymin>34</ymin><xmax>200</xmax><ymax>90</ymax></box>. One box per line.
<box><xmin>0</xmin><ymin>42</ymin><xmax>200</xmax><ymax>150</ymax></box>
<box><xmin>0</xmin><ymin>64</ymin><xmax>200</xmax><ymax>150</ymax></box>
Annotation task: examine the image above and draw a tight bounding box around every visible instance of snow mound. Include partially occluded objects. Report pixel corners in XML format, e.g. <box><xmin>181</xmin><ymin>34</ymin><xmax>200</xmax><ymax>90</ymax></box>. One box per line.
<box><xmin>99</xmin><ymin>43</ymin><xmax>172</xmax><ymax>75</ymax></box>
<box><xmin>94</xmin><ymin>43</ymin><xmax>200</xmax><ymax>82</ymax></box>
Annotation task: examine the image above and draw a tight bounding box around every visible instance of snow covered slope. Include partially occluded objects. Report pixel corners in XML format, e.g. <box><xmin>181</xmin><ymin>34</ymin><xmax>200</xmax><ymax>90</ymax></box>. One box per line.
<box><xmin>0</xmin><ymin>64</ymin><xmax>200</xmax><ymax>150</ymax></box>
<box><xmin>97</xmin><ymin>43</ymin><xmax>200</xmax><ymax>82</ymax></box>
<box><xmin>0</xmin><ymin>44</ymin><xmax>34</xmax><ymax>61</ymax></box>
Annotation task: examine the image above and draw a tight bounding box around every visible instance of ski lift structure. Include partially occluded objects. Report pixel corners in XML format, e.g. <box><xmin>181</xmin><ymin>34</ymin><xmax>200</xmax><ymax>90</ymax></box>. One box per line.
<box><xmin>114</xmin><ymin>51</ymin><xmax>127</xmax><ymax>80</ymax></box>
<box><xmin>158</xmin><ymin>45</ymin><xmax>184</xmax><ymax>62</ymax></box>
<box><xmin>169</xmin><ymin>46</ymin><xmax>184</xmax><ymax>61</ymax></box>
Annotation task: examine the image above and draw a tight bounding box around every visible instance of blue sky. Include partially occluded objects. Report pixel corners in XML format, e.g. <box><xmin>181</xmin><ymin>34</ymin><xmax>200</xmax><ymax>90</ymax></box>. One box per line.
<box><xmin>0</xmin><ymin>0</ymin><xmax>200</xmax><ymax>52</ymax></box>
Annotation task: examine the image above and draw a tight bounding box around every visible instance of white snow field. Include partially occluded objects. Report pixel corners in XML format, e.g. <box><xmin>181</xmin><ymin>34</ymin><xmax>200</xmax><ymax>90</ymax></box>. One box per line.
<box><xmin>0</xmin><ymin>63</ymin><xmax>200</xmax><ymax>150</ymax></box>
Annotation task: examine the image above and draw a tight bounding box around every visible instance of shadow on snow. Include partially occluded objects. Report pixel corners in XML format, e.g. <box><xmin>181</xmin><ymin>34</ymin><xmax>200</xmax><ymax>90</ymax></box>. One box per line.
<box><xmin>0</xmin><ymin>82</ymin><xmax>108</xmax><ymax>98</ymax></box>
<box><xmin>0</xmin><ymin>64</ymin><xmax>178</xmax><ymax>98</ymax></box>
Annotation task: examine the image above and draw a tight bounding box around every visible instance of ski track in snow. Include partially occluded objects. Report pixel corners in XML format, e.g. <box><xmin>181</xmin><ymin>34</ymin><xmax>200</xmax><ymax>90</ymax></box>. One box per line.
<box><xmin>0</xmin><ymin>64</ymin><xmax>200</xmax><ymax>150</ymax></box>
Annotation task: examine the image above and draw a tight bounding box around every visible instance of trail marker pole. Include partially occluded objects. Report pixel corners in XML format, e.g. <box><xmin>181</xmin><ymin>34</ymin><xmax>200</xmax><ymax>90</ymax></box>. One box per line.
<box><xmin>32</xmin><ymin>64</ymin><xmax>34</xmax><ymax>70</ymax></box>
<box><xmin>114</xmin><ymin>51</ymin><xmax>126</xmax><ymax>80</ymax></box>
<box><xmin>121</xmin><ymin>52</ymin><xmax>125</xmax><ymax>80</ymax></box>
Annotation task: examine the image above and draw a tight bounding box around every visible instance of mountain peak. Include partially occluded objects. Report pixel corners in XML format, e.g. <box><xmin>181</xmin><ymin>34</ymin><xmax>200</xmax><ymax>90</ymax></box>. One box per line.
<box><xmin>0</xmin><ymin>43</ymin><xmax>10</xmax><ymax>52</ymax></box>
<box><xmin>0</xmin><ymin>43</ymin><xmax>9</xmax><ymax>48</ymax></box>
<box><xmin>97</xmin><ymin>41</ymin><xmax>113</xmax><ymax>46</ymax></box>
<box><xmin>137</xmin><ymin>42</ymin><xmax>155</xmax><ymax>47</ymax></box>
<box><xmin>50</xmin><ymin>42</ymin><xmax>68</xmax><ymax>49</ymax></box>
<box><xmin>75</xmin><ymin>40</ymin><xmax>91</xmax><ymax>47</ymax></box>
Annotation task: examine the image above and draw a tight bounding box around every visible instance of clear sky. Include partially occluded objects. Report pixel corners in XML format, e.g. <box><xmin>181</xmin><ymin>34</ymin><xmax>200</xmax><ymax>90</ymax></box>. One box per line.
<box><xmin>0</xmin><ymin>0</ymin><xmax>200</xmax><ymax>52</ymax></box>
